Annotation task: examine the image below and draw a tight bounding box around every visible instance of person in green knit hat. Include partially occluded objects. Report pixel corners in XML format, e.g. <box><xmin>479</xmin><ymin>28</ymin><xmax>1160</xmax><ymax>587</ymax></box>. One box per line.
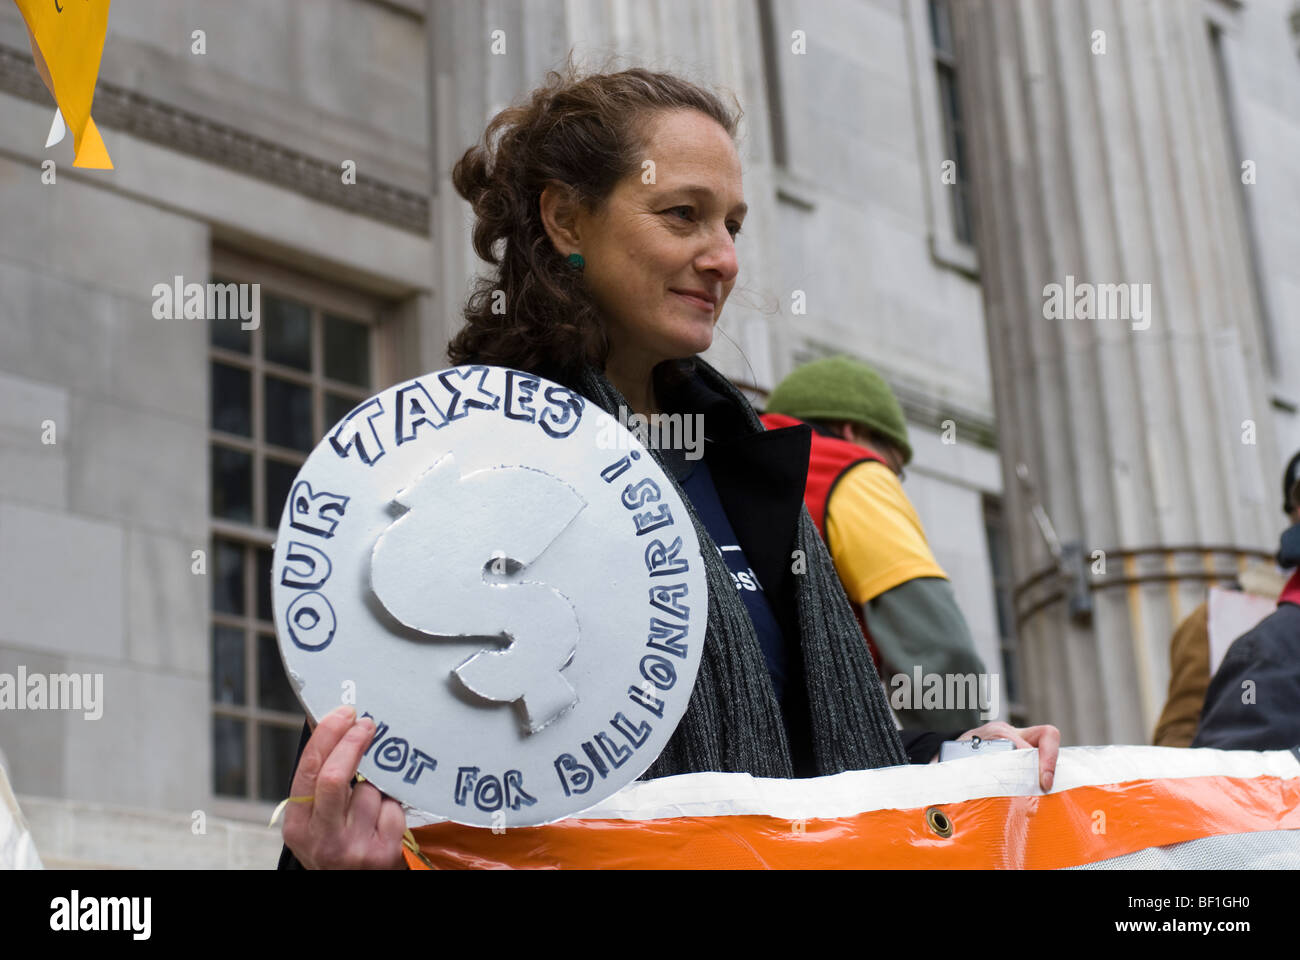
<box><xmin>760</xmin><ymin>355</ymin><xmax>989</xmax><ymax>734</ymax></box>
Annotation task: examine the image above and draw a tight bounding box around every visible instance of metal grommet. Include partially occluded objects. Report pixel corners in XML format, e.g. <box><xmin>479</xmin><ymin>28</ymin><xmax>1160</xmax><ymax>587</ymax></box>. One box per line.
<box><xmin>925</xmin><ymin>806</ymin><xmax>954</xmax><ymax>838</ymax></box>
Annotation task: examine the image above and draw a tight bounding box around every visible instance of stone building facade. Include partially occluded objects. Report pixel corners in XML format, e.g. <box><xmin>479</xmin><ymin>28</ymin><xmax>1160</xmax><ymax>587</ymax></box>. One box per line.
<box><xmin>0</xmin><ymin>0</ymin><xmax>1294</xmax><ymax>867</ymax></box>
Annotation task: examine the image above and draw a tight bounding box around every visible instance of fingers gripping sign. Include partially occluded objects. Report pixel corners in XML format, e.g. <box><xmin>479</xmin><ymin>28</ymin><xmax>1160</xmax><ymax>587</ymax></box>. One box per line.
<box><xmin>935</xmin><ymin>720</ymin><xmax>1061</xmax><ymax>793</ymax></box>
<box><xmin>281</xmin><ymin>705</ymin><xmax>407</xmax><ymax>869</ymax></box>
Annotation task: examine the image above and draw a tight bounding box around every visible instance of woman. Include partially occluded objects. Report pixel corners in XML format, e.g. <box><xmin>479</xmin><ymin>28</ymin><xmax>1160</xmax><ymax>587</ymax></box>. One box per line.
<box><xmin>280</xmin><ymin>63</ymin><xmax>1058</xmax><ymax>869</ymax></box>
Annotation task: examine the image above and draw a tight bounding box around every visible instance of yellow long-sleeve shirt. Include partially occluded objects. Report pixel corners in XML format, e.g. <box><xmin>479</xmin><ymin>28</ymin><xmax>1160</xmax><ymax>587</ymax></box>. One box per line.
<box><xmin>825</xmin><ymin>460</ymin><xmax>948</xmax><ymax>604</ymax></box>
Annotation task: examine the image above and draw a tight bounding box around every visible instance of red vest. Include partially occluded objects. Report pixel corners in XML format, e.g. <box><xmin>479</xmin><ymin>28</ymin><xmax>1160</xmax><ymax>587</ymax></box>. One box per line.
<box><xmin>1280</xmin><ymin>569</ymin><xmax>1300</xmax><ymax>608</ymax></box>
<box><xmin>759</xmin><ymin>412</ymin><xmax>889</xmax><ymax>669</ymax></box>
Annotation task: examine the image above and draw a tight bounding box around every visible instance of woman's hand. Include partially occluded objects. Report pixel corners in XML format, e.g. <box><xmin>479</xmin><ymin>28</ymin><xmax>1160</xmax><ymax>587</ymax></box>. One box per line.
<box><xmin>282</xmin><ymin>705</ymin><xmax>409</xmax><ymax>869</ymax></box>
<box><xmin>930</xmin><ymin>720</ymin><xmax>1061</xmax><ymax>792</ymax></box>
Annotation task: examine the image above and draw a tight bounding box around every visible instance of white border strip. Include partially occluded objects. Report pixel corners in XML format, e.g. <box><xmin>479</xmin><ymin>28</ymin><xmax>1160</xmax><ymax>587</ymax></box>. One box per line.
<box><xmin>567</xmin><ymin>746</ymin><xmax>1300</xmax><ymax>821</ymax></box>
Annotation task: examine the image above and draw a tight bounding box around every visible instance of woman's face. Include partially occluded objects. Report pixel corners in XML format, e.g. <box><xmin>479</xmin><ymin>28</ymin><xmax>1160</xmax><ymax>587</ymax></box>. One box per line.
<box><xmin>572</xmin><ymin>109</ymin><xmax>747</xmax><ymax>373</ymax></box>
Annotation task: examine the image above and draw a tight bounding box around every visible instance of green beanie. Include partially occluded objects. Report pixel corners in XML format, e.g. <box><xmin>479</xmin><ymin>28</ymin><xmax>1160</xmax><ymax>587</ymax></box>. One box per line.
<box><xmin>766</xmin><ymin>355</ymin><xmax>912</xmax><ymax>465</ymax></box>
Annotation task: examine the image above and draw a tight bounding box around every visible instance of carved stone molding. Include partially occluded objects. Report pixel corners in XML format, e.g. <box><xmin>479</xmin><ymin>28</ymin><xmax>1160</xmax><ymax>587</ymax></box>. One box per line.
<box><xmin>0</xmin><ymin>44</ymin><xmax>430</xmax><ymax>235</ymax></box>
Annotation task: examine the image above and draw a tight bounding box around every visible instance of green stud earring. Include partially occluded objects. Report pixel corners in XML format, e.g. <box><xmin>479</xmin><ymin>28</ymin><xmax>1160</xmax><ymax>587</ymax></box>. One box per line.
<box><xmin>566</xmin><ymin>252</ymin><xmax>585</xmax><ymax>270</ymax></box>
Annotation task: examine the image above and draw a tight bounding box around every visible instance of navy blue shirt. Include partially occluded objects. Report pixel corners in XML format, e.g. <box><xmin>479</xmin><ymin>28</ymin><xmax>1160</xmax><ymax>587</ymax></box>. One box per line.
<box><xmin>679</xmin><ymin>458</ymin><xmax>790</xmax><ymax>702</ymax></box>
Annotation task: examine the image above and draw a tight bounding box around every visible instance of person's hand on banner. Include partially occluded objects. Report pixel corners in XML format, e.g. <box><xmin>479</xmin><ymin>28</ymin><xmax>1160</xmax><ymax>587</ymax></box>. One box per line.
<box><xmin>931</xmin><ymin>720</ymin><xmax>1061</xmax><ymax>793</ymax></box>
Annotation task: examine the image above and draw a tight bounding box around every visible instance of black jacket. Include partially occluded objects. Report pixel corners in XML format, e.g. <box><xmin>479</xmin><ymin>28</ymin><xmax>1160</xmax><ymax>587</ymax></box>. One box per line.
<box><xmin>1191</xmin><ymin>600</ymin><xmax>1300</xmax><ymax>751</ymax></box>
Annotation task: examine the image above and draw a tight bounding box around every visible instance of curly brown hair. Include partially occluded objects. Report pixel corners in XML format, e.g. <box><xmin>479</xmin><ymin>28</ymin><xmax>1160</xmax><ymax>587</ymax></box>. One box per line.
<box><xmin>446</xmin><ymin>58</ymin><xmax>742</xmax><ymax>383</ymax></box>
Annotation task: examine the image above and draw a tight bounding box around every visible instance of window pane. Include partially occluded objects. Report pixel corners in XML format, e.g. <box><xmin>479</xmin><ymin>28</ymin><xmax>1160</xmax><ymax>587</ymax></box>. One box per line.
<box><xmin>995</xmin><ymin>586</ymin><xmax>1015</xmax><ymax>651</ymax></box>
<box><xmin>258</xmin><ymin>723</ymin><xmax>304</xmax><ymax>803</ymax></box>
<box><xmin>258</xmin><ymin>633</ymin><xmax>299</xmax><ymax>713</ymax></box>
<box><xmin>265</xmin><ymin>457</ymin><xmax>301</xmax><ymax>530</ymax></box>
<box><xmin>257</xmin><ymin>546</ymin><xmax>274</xmax><ymax>624</ymax></box>
<box><xmin>212</xmin><ymin>538</ymin><xmax>245</xmax><ymax>615</ymax></box>
<box><xmin>211</xmin><ymin>445</ymin><xmax>253</xmax><ymax>523</ymax></box>
<box><xmin>263</xmin><ymin>294</ymin><xmax>312</xmax><ymax>370</ymax></box>
<box><xmin>323</xmin><ymin>314</ymin><xmax>370</xmax><ymax>387</ymax></box>
<box><xmin>211</xmin><ymin>361</ymin><xmax>251</xmax><ymax>436</ymax></box>
<box><xmin>1001</xmin><ymin>648</ymin><xmax>1019</xmax><ymax>704</ymax></box>
<box><xmin>265</xmin><ymin>376</ymin><xmax>314</xmax><ymax>452</ymax></box>
<box><xmin>213</xmin><ymin>715</ymin><xmax>247</xmax><ymax>798</ymax></box>
<box><xmin>325</xmin><ymin>392</ymin><xmax>359</xmax><ymax>432</ymax></box>
<box><xmin>212</xmin><ymin>625</ymin><xmax>246</xmax><ymax>705</ymax></box>
<box><xmin>939</xmin><ymin>67</ymin><xmax>961</xmax><ymax>129</ymax></box>
<box><xmin>954</xmin><ymin>189</ymin><xmax>972</xmax><ymax>247</ymax></box>
<box><xmin>929</xmin><ymin>0</ymin><xmax>953</xmax><ymax>56</ymax></box>
<box><xmin>209</xmin><ymin>281</ymin><xmax>252</xmax><ymax>354</ymax></box>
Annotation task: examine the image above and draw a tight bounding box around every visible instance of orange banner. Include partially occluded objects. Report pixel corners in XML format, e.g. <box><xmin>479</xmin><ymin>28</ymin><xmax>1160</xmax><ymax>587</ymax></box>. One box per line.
<box><xmin>402</xmin><ymin>773</ymin><xmax>1300</xmax><ymax>869</ymax></box>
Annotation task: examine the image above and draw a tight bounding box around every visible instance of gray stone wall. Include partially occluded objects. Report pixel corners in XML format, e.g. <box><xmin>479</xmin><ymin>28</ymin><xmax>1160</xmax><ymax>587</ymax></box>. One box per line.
<box><xmin>0</xmin><ymin>0</ymin><xmax>435</xmax><ymax>855</ymax></box>
<box><xmin>0</xmin><ymin>154</ymin><xmax>212</xmax><ymax>811</ymax></box>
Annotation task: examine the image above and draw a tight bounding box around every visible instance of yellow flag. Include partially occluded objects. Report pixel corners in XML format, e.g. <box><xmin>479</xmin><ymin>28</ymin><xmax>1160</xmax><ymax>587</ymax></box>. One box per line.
<box><xmin>14</xmin><ymin>0</ymin><xmax>113</xmax><ymax>170</ymax></box>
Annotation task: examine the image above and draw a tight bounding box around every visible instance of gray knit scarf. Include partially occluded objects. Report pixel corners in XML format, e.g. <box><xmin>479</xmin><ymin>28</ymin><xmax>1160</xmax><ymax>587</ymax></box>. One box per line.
<box><xmin>572</xmin><ymin>358</ymin><xmax>907</xmax><ymax>779</ymax></box>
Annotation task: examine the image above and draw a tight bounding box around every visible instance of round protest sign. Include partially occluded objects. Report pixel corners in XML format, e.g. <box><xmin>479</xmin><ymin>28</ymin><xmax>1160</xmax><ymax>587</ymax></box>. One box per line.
<box><xmin>271</xmin><ymin>365</ymin><xmax>708</xmax><ymax>827</ymax></box>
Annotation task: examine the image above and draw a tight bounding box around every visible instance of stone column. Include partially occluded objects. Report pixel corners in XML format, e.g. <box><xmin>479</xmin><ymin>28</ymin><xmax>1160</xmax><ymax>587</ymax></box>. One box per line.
<box><xmin>951</xmin><ymin>0</ymin><xmax>1279</xmax><ymax>744</ymax></box>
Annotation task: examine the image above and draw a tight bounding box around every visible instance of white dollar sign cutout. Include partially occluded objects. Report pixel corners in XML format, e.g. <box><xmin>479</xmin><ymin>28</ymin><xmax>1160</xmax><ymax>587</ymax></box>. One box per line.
<box><xmin>370</xmin><ymin>453</ymin><xmax>586</xmax><ymax>733</ymax></box>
